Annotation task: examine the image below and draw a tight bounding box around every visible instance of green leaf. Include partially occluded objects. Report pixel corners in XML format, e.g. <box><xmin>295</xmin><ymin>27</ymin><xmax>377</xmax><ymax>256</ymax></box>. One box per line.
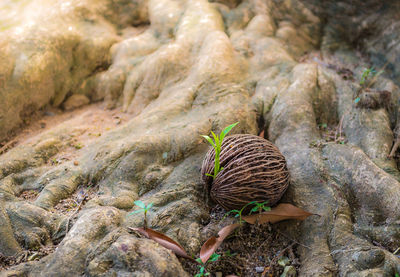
<box><xmin>205</xmin><ymin>273</ymin><xmax>210</xmax><ymax>276</ymax></box>
<box><xmin>220</xmin><ymin>122</ymin><xmax>238</xmax><ymax>142</ymax></box>
<box><xmin>129</xmin><ymin>209</ymin><xmax>144</xmax><ymax>215</ymax></box>
<box><xmin>200</xmin><ymin>267</ymin><xmax>205</xmax><ymax>273</ymax></box>
<box><xmin>146</xmin><ymin>203</ymin><xmax>153</xmax><ymax>209</ymax></box>
<box><xmin>196</xmin><ymin>258</ymin><xmax>203</xmax><ymax>264</ymax></box>
<box><xmin>205</xmin><ymin>173</ymin><xmax>214</xmax><ymax>177</ymax></box>
<box><xmin>222</xmin><ymin>122</ymin><xmax>239</xmax><ymax>137</ymax></box>
<box><xmin>134</xmin><ymin>200</ymin><xmax>146</xmax><ymax>208</ymax></box>
<box><xmin>210</xmin><ymin>131</ymin><xmax>220</xmax><ymax>149</ymax></box>
<box><xmin>354</xmin><ymin>97</ymin><xmax>360</xmax><ymax>104</ymax></box>
<box><xmin>209</xmin><ymin>253</ymin><xmax>221</xmax><ymax>262</ymax></box>
<box><xmin>201</xmin><ymin>135</ymin><xmax>216</xmax><ymax>148</ymax></box>
<box><xmin>222</xmin><ymin>209</ymin><xmax>239</xmax><ymax>220</ymax></box>
<box><xmin>250</xmin><ymin>206</ymin><xmax>259</xmax><ymax>213</ymax></box>
<box><xmin>263</xmin><ymin>206</ymin><xmax>271</xmax><ymax>211</ymax></box>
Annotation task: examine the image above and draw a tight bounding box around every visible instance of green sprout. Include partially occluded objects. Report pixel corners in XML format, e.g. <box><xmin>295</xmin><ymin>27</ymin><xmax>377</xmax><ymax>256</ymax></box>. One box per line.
<box><xmin>249</xmin><ymin>201</ymin><xmax>271</xmax><ymax>214</ymax></box>
<box><xmin>129</xmin><ymin>200</ymin><xmax>153</xmax><ymax>228</ymax></box>
<box><xmin>359</xmin><ymin>67</ymin><xmax>384</xmax><ymax>87</ymax></box>
<box><xmin>223</xmin><ymin>200</ymin><xmax>270</xmax><ymax>225</ymax></box>
<box><xmin>202</xmin><ymin>122</ymin><xmax>239</xmax><ymax>179</ymax></box>
<box><xmin>319</xmin><ymin>123</ymin><xmax>328</xmax><ymax>129</ymax></box>
<box><xmin>195</xmin><ymin>253</ymin><xmax>220</xmax><ymax>277</ymax></box>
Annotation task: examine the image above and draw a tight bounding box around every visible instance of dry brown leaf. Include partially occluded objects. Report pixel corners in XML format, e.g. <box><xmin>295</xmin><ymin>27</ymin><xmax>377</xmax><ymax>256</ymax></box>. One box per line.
<box><xmin>199</xmin><ymin>223</ymin><xmax>240</xmax><ymax>263</ymax></box>
<box><xmin>129</xmin><ymin>227</ymin><xmax>192</xmax><ymax>259</ymax></box>
<box><xmin>242</xmin><ymin>203</ymin><xmax>314</xmax><ymax>224</ymax></box>
<box><xmin>259</xmin><ymin>130</ymin><xmax>265</xmax><ymax>138</ymax></box>
<box><xmin>198</xmin><ymin>204</ymin><xmax>313</xmax><ymax>264</ymax></box>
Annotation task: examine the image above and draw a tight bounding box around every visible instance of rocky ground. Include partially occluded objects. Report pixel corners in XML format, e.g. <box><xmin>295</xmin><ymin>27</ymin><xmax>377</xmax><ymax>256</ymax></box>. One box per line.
<box><xmin>0</xmin><ymin>0</ymin><xmax>400</xmax><ymax>276</ymax></box>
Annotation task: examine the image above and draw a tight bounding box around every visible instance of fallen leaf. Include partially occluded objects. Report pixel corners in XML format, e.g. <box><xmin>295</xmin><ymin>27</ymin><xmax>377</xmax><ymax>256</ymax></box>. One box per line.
<box><xmin>259</xmin><ymin>130</ymin><xmax>265</xmax><ymax>138</ymax></box>
<box><xmin>129</xmin><ymin>227</ymin><xmax>192</xmax><ymax>259</ymax></box>
<box><xmin>200</xmin><ymin>223</ymin><xmax>240</xmax><ymax>263</ymax></box>
<box><xmin>198</xmin><ymin>204</ymin><xmax>313</xmax><ymax>265</ymax></box>
<box><xmin>242</xmin><ymin>203</ymin><xmax>314</xmax><ymax>224</ymax></box>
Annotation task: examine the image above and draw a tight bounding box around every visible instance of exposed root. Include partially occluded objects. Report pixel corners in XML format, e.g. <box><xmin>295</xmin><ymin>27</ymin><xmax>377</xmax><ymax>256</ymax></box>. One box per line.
<box><xmin>0</xmin><ymin>0</ymin><xmax>400</xmax><ymax>276</ymax></box>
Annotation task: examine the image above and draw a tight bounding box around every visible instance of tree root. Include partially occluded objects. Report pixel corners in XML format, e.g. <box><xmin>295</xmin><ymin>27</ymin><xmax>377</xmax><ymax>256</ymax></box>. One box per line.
<box><xmin>0</xmin><ymin>0</ymin><xmax>400</xmax><ymax>276</ymax></box>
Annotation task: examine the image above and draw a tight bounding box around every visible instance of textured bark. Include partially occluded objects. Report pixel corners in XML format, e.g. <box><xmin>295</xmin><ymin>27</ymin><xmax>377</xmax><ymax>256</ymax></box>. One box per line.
<box><xmin>0</xmin><ymin>0</ymin><xmax>400</xmax><ymax>276</ymax></box>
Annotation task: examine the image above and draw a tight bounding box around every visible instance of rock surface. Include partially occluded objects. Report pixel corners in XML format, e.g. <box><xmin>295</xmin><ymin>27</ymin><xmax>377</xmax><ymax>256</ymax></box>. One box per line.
<box><xmin>0</xmin><ymin>0</ymin><xmax>400</xmax><ymax>276</ymax></box>
<box><xmin>62</xmin><ymin>94</ymin><xmax>90</xmax><ymax>111</ymax></box>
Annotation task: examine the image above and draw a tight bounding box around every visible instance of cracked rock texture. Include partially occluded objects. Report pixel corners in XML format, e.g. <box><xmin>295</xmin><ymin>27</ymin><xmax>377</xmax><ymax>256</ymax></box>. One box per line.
<box><xmin>0</xmin><ymin>0</ymin><xmax>400</xmax><ymax>276</ymax></box>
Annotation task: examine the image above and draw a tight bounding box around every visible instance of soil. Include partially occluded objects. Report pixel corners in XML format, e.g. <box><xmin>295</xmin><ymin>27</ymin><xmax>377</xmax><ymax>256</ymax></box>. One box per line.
<box><xmin>181</xmin><ymin>205</ymin><xmax>300</xmax><ymax>277</ymax></box>
<box><xmin>0</xmin><ymin>246</ymin><xmax>56</xmax><ymax>271</ymax></box>
<box><xmin>0</xmin><ymin>102</ymin><xmax>130</xmax><ymax>156</ymax></box>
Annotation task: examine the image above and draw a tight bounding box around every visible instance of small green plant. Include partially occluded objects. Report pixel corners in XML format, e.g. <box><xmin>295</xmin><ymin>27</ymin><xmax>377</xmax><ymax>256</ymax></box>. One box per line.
<box><xmin>249</xmin><ymin>201</ymin><xmax>271</xmax><ymax>214</ymax></box>
<box><xmin>129</xmin><ymin>200</ymin><xmax>153</xmax><ymax>228</ymax></box>
<box><xmin>202</xmin><ymin>122</ymin><xmax>239</xmax><ymax>179</ymax></box>
<box><xmin>359</xmin><ymin>67</ymin><xmax>384</xmax><ymax>87</ymax></box>
<box><xmin>223</xmin><ymin>200</ymin><xmax>270</xmax><ymax>224</ymax></box>
<box><xmin>195</xmin><ymin>253</ymin><xmax>220</xmax><ymax>277</ymax></box>
<box><xmin>354</xmin><ymin>66</ymin><xmax>385</xmax><ymax>105</ymax></box>
<box><xmin>360</xmin><ymin>67</ymin><xmax>376</xmax><ymax>86</ymax></box>
<box><xmin>319</xmin><ymin>123</ymin><xmax>327</xmax><ymax>129</ymax></box>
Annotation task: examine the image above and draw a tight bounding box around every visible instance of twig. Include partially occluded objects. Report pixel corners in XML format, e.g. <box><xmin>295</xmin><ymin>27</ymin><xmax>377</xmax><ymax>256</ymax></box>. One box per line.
<box><xmin>261</xmin><ymin>242</ymin><xmax>296</xmax><ymax>277</ymax></box>
<box><xmin>0</xmin><ymin>139</ymin><xmax>18</xmax><ymax>155</ymax></box>
<box><xmin>335</xmin><ymin>113</ymin><xmax>346</xmax><ymax>143</ymax></box>
<box><xmin>65</xmin><ymin>192</ymin><xmax>88</xmax><ymax>233</ymax></box>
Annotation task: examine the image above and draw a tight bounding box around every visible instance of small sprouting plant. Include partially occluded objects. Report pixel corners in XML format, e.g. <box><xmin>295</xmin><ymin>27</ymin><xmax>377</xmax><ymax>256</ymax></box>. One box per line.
<box><xmin>249</xmin><ymin>201</ymin><xmax>271</xmax><ymax>214</ymax></box>
<box><xmin>359</xmin><ymin>67</ymin><xmax>384</xmax><ymax>87</ymax></box>
<box><xmin>201</xmin><ymin>122</ymin><xmax>239</xmax><ymax>179</ymax></box>
<box><xmin>195</xmin><ymin>253</ymin><xmax>220</xmax><ymax>277</ymax></box>
<box><xmin>318</xmin><ymin>123</ymin><xmax>328</xmax><ymax>130</ymax></box>
<box><xmin>129</xmin><ymin>200</ymin><xmax>153</xmax><ymax>228</ymax></box>
<box><xmin>354</xmin><ymin>67</ymin><xmax>385</xmax><ymax>105</ymax></box>
<box><xmin>360</xmin><ymin>67</ymin><xmax>376</xmax><ymax>86</ymax></box>
<box><xmin>223</xmin><ymin>200</ymin><xmax>270</xmax><ymax>224</ymax></box>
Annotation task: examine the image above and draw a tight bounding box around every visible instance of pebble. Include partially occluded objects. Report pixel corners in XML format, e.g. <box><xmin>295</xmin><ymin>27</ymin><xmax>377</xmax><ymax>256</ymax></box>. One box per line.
<box><xmin>62</xmin><ymin>94</ymin><xmax>90</xmax><ymax>111</ymax></box>
<box><xmin>255</xmin><ymin>266</ymin><xmax>265</xmax><ymax>273</ymax></box>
